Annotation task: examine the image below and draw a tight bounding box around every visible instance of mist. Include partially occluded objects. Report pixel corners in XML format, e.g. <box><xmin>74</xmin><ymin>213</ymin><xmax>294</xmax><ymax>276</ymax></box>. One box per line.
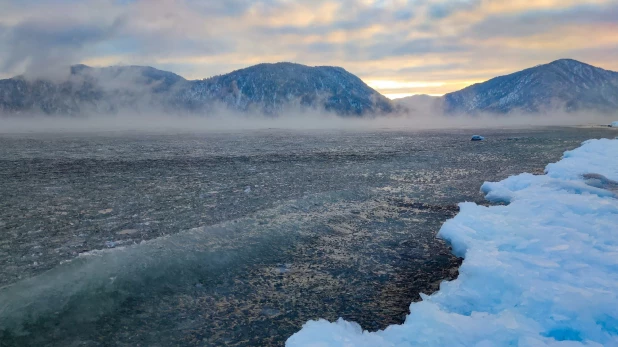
<box><xmin>1</xmin><ymin>107</ymin><xmax>617</xmax><ymax>134</ymax></box>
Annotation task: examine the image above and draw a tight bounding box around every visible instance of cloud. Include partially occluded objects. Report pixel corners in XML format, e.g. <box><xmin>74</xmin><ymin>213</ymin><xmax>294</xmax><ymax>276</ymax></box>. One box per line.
<box><xmin>468</xmin><ymin>2</ymin><xmax>618</xmax><ymax>39</ymax></box>
<box><xmin>0</xmin><ymin>19</ymin><xmax>117</xmax><ymax>80</ymax></box>
<box><xmin>426</xmin><ymin>0</ymin><xmax>480</xmax><ymax>20</ymax></box>
<box><xmin>387</xmin><ymin>38</ymin><xmax>467</xmax><ymax>56</ymax></box>
<box><xmin>0</xmin><ymin>0</ymin><xmax>617</xmax><ymax>96</ymax></box>
<box><xmin>0</xmin><ymin>0</ymin><xmax>125</xmax><ymax>79</ymax></box>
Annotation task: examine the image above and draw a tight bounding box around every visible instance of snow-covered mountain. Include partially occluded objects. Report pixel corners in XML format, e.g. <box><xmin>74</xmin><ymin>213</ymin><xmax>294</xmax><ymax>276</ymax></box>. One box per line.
<box><xmin>0</xmin><ymin>63</ymin><xmax>393</xmax><ymax>116</ymax></box>
<box><xmin>444</xmin><ymin>59</ymin><xmax>618</xmax><ymax>114</ymax></box>
<box><xmin>177</xmin><ymin>63</ymin><xmax>393</xmax><ymax>115</ymax></box>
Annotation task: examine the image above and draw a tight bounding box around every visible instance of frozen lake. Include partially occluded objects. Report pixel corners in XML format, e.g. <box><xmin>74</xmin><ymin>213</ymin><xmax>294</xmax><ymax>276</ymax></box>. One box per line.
<box><xmin>0</xmin><ymin>127</ymin><xmax>615</xmax><ymax>346</ymax></box>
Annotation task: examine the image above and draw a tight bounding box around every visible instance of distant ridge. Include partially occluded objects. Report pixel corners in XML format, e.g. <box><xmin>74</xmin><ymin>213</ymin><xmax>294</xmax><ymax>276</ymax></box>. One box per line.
<box><xmin>392</xmin><ymin>94</ymin><xmax>442</xmax><ymax>114</ymax></box>
<box><xmin>443</xmin><ymin>59</ymin><xmax>618</xmax><ymax>114</ymax></box>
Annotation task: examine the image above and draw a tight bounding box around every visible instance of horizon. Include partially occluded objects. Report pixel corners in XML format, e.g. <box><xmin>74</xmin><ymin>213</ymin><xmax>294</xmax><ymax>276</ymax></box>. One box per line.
<box><xmin>1</xmin><ymin>1</ymin><xmax>617</xmax><ymax>99</ymax></box>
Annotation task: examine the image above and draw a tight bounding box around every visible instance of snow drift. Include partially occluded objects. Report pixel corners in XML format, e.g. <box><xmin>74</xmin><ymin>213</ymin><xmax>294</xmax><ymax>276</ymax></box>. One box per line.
<box><xmin>287</xmin><ymin>138</ymin><xmax>618</xmax><ymax>346</ymax></box>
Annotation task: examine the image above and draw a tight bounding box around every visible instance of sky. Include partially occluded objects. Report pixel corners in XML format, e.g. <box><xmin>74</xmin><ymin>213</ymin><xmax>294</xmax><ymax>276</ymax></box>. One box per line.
<box><xmin>0</xmin><ymin>0</ymin><xmax>617</xmax><ymax>99</ymax></box>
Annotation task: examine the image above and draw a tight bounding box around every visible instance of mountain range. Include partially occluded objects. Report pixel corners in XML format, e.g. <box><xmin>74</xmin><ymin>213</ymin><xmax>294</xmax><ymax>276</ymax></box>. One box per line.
<box><xmin>0</xmin><ymin>59</ymin><xmax>616</xmax><ymax>117</ymax></box>
<box><xmin>0</xmin><ymin>63</ymin><xmax>392</xmax><ymax>117</ymax></box>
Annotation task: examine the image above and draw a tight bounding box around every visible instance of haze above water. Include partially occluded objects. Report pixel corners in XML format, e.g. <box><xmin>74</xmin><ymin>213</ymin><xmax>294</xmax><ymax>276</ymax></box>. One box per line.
<box><xmin>1</xmin><ymin>109</ymin><xmax>617</xmax><ymax>133</ymax></box>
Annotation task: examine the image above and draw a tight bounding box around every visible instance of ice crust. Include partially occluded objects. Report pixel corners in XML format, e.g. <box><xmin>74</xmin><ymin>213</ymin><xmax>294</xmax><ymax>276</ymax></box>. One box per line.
<box><xmin>287</xmin><ymin>139</ymin><xmax>618</xmax><ymax>347</ymax></box>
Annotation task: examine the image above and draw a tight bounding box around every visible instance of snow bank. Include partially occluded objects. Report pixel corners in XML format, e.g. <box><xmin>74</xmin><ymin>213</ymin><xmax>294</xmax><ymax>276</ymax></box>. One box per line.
<box><xmin>287</xmin><ymin>138</ymin><xmax>618</xmax><ymax>347</ymax></box>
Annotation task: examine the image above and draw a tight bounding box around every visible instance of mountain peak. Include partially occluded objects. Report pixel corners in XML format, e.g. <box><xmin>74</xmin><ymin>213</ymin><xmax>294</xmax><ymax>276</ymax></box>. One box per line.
<box><xmin>216</xmin><ymin>62</ymin><xmax>349</xmax><ymax>79</ymax></box>
<box><xmin>543</xmin><ymin>58</ymin><xmax>602</xmax><ymax>71</ymax></box>
<box><xmin>547</xmin><ymin>58</ymin><xmax>584</xmax><ymax>65</ymax></box>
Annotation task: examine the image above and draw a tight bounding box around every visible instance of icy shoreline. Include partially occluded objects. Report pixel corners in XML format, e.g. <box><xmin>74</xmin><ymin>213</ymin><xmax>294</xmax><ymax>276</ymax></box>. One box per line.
<box><xmin>287</xmin><ymin>138</ymin><xmax>618</xmax><ymax>346</ymax></box>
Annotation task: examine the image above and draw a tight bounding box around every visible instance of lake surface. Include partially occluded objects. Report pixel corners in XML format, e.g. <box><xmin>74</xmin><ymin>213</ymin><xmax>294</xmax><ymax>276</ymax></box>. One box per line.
<box><xmin>0</xmin><ymin>127</ymin><xmax>614</xmax><ymax>346</ymax></box>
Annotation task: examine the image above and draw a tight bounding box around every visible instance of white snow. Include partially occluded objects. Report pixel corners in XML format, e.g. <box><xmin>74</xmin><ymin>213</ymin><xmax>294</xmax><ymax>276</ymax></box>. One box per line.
<box><xmin>611</xmin><ymin>121</ymin><xmax>618</xmax><ymax>128</ymax></box>
<box><xmin>287</xmin><ymin>138</ymin><xmax>618</xmax><ymax>347</ymax></box>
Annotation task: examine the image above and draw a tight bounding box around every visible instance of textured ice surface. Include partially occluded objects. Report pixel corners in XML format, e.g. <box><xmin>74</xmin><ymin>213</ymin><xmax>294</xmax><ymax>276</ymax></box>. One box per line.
<box><xmin>287</xmin><ymin>138</ymin><xmax>618</xmax><ymax>346</ymax></box>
